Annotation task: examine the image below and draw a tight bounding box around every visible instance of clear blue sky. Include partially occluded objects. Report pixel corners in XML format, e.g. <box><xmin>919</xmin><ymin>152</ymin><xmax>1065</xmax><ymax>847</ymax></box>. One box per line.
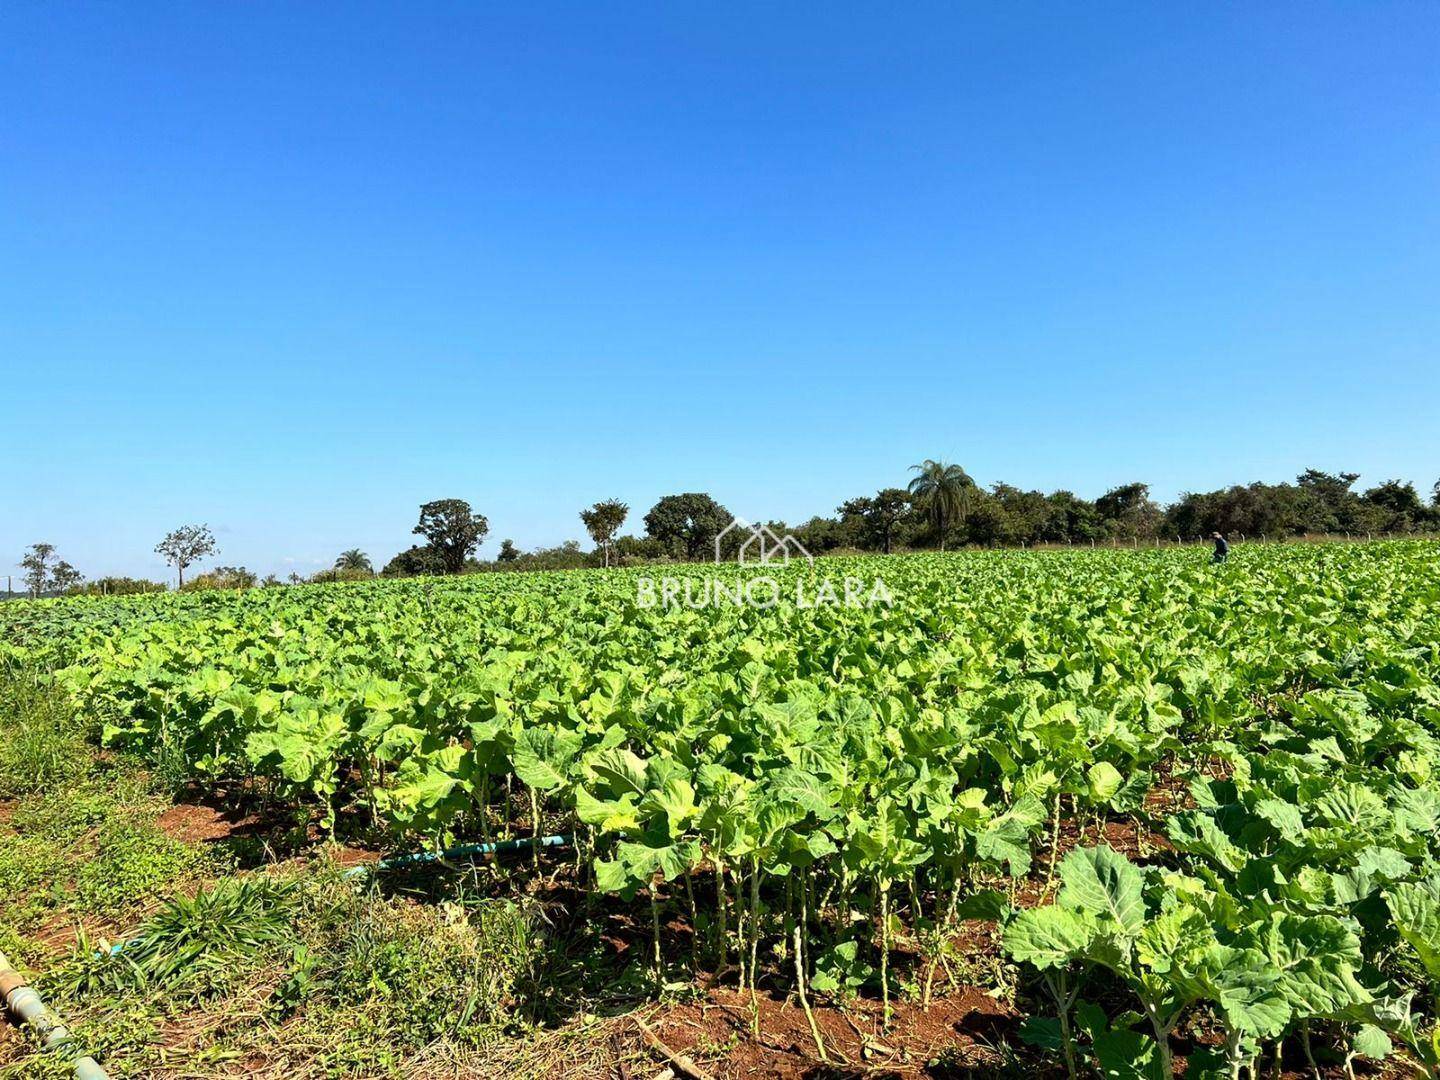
<box><xmin>3</xmin><ymin>3</ymin><xmax>1437</xmax><ymax>581</ymax></box>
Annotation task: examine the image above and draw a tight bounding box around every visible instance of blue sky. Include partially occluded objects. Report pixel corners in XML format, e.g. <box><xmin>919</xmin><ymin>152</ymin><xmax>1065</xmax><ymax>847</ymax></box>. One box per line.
<box><xmin>3</xmin><ymin>3</ymin><xmax>1437</xmax><ymax>580</ymax></box>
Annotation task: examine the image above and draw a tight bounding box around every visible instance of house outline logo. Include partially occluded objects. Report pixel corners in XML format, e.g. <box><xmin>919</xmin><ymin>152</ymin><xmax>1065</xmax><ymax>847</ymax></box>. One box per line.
<box><xmin>714</xmin><ymin>517</ymin><xmax>815</xmax><ymax>568</ymax></box>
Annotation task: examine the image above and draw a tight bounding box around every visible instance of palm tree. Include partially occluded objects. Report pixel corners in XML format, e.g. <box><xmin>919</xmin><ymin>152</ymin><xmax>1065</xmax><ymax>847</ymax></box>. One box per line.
<box><xmin>907</xmin><ymin>460</ymin><xmax>974</xmax><ymax>550</ymax></box>
<box><xmin>335</xmin><ymin>549</ymin><xmax>372</xmax><ymax>572</ymax></box>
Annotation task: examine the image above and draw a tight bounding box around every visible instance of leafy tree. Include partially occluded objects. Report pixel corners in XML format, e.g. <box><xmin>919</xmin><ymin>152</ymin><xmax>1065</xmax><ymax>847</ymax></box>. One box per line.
<box><xmin>50</xmin><ymin>561</ymin><xmax>84</xmax><ymax>593</ymax></box>
<box><xmin>413</xmin><ymin>499</ymin><xmax>489</xmax><ymax>574</ymax></box>
<box><xmin>490</xmin><ymin>540</ymin><xmax>591</xmax><ymax>572</ymax></box>
<box><xmin>1045</xmin><ymin>490</ymin><xmax>1102</xmax><ymax>542</ymax></box>
<box><xmin>1297</xmin><ymin>468</ymin><xmax>1361</xmax><ymax>503</ymax></box>
<box><xmin>907</xmin><ymin>460</ymin><xmax>974</xmax><ymax>550</ymax></box>
<box><xmin>579</xmin><ymin>499</ymin><xmax>629</xmax><ymax>567</ymax></box>
<box><xmin>790</xmin><ymin>515</ymin><xmax>845</xmax><ymax>553</ymax></box>
<box><xmin>382</xmin><ymin>545</ymin><xmax>446</xmax><ymax>577</ymax></box>
<box><xmin>19</xmin><ymin>543</ymin><xmax>57</xmax><ymax>596</ymax></box>
<box><xmin>334</xmin><ymin>549</ymin><xmax>372</xmax><ymax>572</ymax></box>
<box><xmin>154</xmin><ymin>525</ymin><xmax>218</xmax><ymax>588</ymax></box>
<box><xmin>967</xmin><ymin>485</ymin><xmax>1040</xmax><ymax>547</ymax></box>
<box><xmin>1296</xmin><ymin>469</ymin><xmax>1362</xmax><ymax>532</ymax></box>
<box><xmin>643</xmin><ymin>493</ymin><xmax>732</xmax><ymax>561</ymax></box>
<box><xmin>1165</xmin><ymin>482</ymin><xmax>1312</xmax><ymax>541</ymax></box>
<box><xmin>838</xmin><ymin>488</ymin><xmax>912</xmax><ymax>553</ymax></box>
<box><xmin>1095</xmin><ymin>482</ymin><xmax>1162</xmax><ymax>540</ymax></box>
<box><xmin>496</xmin><ymin>539</ymin><xmax>520</xmax><ymax>563</ymax></box>
<box><xmin>1363</xmin><ymin>479</ymin><xmax>1426</xmax><ymax>531</ymax></box>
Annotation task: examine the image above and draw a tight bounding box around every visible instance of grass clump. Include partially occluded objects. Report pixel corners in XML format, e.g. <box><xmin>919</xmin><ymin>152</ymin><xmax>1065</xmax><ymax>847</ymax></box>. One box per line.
<box><xmin>262</xmin><ymin>887</ymin><xmax>543</xmax><ymax>1076</ymax></box>
<box><xmin>320</xmin><ymin>893</ymin><xmax>540</xmax><ymax>1043</ymax></box>
<box><xmin>0</xmin><ymin>668</ymin><xmax>92</xmax><ymax>798</ymax></box>
<box><xmin>31</xmin><ymin>865</ymin><xmax>547</xmax><ymax>1078</ymax></box>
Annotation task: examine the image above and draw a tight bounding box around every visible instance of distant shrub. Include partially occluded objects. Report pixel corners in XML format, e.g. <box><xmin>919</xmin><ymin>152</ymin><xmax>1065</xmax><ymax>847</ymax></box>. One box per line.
<box><xmin>612</xmin><ymin>534</ymin><xmax>667</xmax><ymax>564</ymax></box>
<box><xmin>182</xmin><ymin>566</ymin><xmax>258</xmax><ymax>591</ymax></box>
<box><xmin>310</xmin><ymin>567</ymin><xmax>374</xmax><ymax>584</ymax></box>
<box><xmin>67</xmin><ymin>576</ymin><xmax>167</xmax><ymax>596</ymax></box>
<box><xmin>486</xmin><ymin>540</ymin><xmax>594</xmax><ymax>573</ymax></box>
<box><xmin>381</xmin><ymin>545</ymin><xmax>446</xmax><ymax>577</ymax></box>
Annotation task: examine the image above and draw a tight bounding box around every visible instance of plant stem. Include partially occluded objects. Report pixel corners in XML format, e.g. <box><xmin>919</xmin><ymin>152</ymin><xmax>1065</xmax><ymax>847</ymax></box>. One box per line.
<box><xmin>1044</xmin><ymin>790</ymin><xmax>1063</xmax><ymax>892</ymax></box>
<box><xmin>1225</xmin><ymin>1026</ymin><xmax>1242</xmax><ymax>1080</ymax></box>
<box><xmin>749</xmin><ymin>858</ymin><xmax>761</xmax><ymax>994</ymax></box>
<box><xmin>1141</xmin><ymin>1000</ymin><xmax>1175</xmax><ymax>1080</ymax></box>
<box><xmin>1301</xmin><ymin>1023</ymin><xmax>1321</xmax><ymax>1080</ymax></box>
<box><xmin>1044</xmin><ymin>971</ymin><xmax>1079</xmax><ymax>1080</ymax></box>
<box><xmin>714</xmin><ymin>855</ymin><xmax>727</xmax><ymax>970</ymax></box>
<box><xmin>879</xmin><ymin>880</ymin><xmax>892</xmax><ymax>1029</ymax></box>
<box><xmin>794</xmin><ymin>873</ymin><xmax>827</xmax><ymax>1061</ymax></box>
<box><xmin>477</xmin><ymin>773</ymin><xmax>492</xmax><ymax>845</ymax></box>
<box><xmin>734</xmin><ymin>867</ymin><xmax>747</xmax><ymax>990</ymax></box>
<box><xmin>923</xmin><ymin>877</ymin><xmax>963</xmax><ymax>1009</ymax></box>
<box><xmin>529</xmin><ymin>789</ymin><xmax>541</xmax><ymax>868</ymax></box>
<box><xmin>683</xmin><ymin>869</ymin><xmax>699</xmax><ymax>969</ymax></box>
<box><xmin>749</xmin><ymin>862</ymin><xmax>762</xmax><ymax>1037</ymax></box>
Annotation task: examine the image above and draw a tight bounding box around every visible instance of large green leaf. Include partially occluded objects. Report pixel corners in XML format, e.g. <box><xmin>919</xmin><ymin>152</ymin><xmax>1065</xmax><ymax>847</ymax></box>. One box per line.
<box><xmin>511</xmin><ymin>726</ymin><xmax>582</xmax><ymax>791</ymax></box>
<box><xmin>1004</xmin><ymin>905</ymin><xmax>1097</xmax><ymax>970</ymax></box>
<box><xmin>1386</xmin><ymin>880</ymin><xmax>1440</xmax><ymax>981</ymax></box>
<box><xmin>1059</xmin><ymin>846</ymin><xmax>1146</xmax><ymax>936</ymax></box>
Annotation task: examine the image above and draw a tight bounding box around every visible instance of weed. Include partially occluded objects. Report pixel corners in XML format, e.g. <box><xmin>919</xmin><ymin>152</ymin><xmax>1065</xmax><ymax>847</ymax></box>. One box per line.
<box><xmin>97</xmin><ymin>876</ymin><xmax>298</xmax><ymax>993</ymax></box>
<box><xmin>0</xmin><ymin>779</ymin><xmax>210</xmax><ymax>937</ymax></box>
<box><xmin>0</xmin><ymin>669</ymin><xmax>91</xmax><ymax>798</ymax></box>
<box><xmin>73</xmin><ymin>813</ymin><xmax>208</xmax><ymax>915</ymax></box>
<box><xmin>320</xmin><ymin>895</ymin><xmax>541</xmax><ymax>1045</ymax></box>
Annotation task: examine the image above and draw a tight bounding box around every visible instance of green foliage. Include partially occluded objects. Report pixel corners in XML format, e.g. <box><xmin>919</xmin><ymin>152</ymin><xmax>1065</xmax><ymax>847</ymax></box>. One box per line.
<box><xmin>381</xmin><ymin>543</ymin><xmax>447</xmax><ymax>577</ymax></box>
<box><xmin>0</xmin><ymin>776</ymin><xmax>210</xmax><ymax>935</ymax></box>
<box><xmin>94</xmin><ymin>877</ymin><xmax>299</xmax><ymax>992</ymax></box>
<box><xmin>907</xmin><ymin>459</ymin><xmax>974</xmax><ymax>548</ymax></box>
<box><xmin>412</xmin><ymin>498</ymin><xmax>489</xmax><ymax>573</ymax></box>
<box><xmin>5</xmin><ymin>541</ymin><xmax>1440</xmax><ymax>1075</ymax></box>
<box><xmin>335</xmin><ymin>549</ymin><xmax>372</xmax><ymax>572</ymax></box>
<box><xmin>0</xmin><ymin>669</ymin><xmax>92</xmax><ymax>797</ymax></box>
<box><xmin>580</xmin><ymin>499</ymin><xmax>629</xmax><ymax>566</ymax></box>
<box><xmin>18</xmin><ymin>867</ymin><xmax>546</xmax><ymax>1079</ymax></box>
<box><xmin>66</xmin><ymin>575</ymin><xmax>166</xmax><ymax>596</ymax></box>
<box><xmin>154</xmin><ymin>523</ymin><xmax>218</xmax><ymax>587</ymax></box>
<box><xmin>642</xmin><ymin>492</ymin><xmax>731</xmax><ymax>559</ymax></box>
<box><xmin>181</xmin><ymin>565</ymin><xmax>258</xmax><ymax>591</ymax></box>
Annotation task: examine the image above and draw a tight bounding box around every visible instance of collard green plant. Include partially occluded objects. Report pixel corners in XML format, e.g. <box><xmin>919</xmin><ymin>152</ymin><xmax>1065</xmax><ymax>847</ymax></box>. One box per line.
<box><xmin>4</xmin><ymin>540</ymin><xmax>1440</xmax><ymax>1067</ymax></box>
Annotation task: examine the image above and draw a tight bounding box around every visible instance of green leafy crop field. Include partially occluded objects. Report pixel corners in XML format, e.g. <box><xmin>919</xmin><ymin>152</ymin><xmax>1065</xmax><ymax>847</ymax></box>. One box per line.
<box><xmin>3</xmin><ymin>541</ymin><xmax>1440</xmax><ymax>1077</ymax></box>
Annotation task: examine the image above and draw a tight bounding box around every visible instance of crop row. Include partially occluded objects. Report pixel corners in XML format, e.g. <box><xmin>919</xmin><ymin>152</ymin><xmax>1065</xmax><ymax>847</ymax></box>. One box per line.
<box><xmin>4</xmin><ymin>543</ymin><xmax>1440</xmax><ymax>1075</ymax></box>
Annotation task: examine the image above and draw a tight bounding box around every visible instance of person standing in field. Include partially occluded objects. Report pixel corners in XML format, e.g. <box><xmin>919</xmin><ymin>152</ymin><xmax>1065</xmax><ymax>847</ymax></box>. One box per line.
<box><xmin>1211</xmin><ymin>532</ymin><xmax>1230</xmax><ymax>564</ymax></box>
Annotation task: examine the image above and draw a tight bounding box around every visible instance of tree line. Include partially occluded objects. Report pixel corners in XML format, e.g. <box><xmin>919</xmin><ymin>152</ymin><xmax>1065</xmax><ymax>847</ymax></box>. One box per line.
<box><xmin>379</xmin><ymin>464</ymin><xmax>1440</xmax><ymax>577</ymax></box>
<box><xmin>11</xmin><ymin>465</ymin><xmax>1438</xmax><ymax>596</ymax></box>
